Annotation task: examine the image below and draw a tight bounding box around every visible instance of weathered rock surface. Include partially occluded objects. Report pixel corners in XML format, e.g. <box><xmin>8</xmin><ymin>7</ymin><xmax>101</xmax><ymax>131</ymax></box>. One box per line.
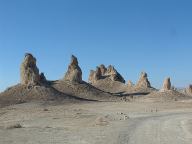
<box><xmin>99</xmin><ymin>64</ymin><xmax>107</xmax><ymax>76</ymax></box>
<box><xmin>20</xmin><ymin>53</ymin><xmax>40</xmax><ymax>86</ymax></box>
<box><xmin>40</xmin><ymin>72</ymin><xmax>46</xmax><ymax>82</ymax></box>
<box><xmin>64</xmin><ymin>55</ymin><xmax>82</xmax><ymax>83</ymax></box>
<box><xmin>162</xmin><ymin>77</ymin><xmax>171</xmax><ymax>91</ymax></box>
<box><xmin>88</xmin><ymin>67</ymin><xmax>102</xmax><ymax>84</ymax></box>
<box><xmin>127</xmin><ymin>80</ymin><xmax>134</xmax><ymax>88</ymax></box>
<box><xmin>89</xmin><ymin>65</ymin><xmax>125</xmax><ymax>84</ymax></box>
<box><xmin>136</xmin><ymin>72</ymin><xmax>151</xmax><ymax>88</ymax></box>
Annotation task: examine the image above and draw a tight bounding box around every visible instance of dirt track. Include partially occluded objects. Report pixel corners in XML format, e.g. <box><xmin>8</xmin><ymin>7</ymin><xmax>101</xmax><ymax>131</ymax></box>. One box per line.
<box><xmin>0</xmin><ymin>101</ymin><xmax>192</xmax><ymax>144</ymax></box>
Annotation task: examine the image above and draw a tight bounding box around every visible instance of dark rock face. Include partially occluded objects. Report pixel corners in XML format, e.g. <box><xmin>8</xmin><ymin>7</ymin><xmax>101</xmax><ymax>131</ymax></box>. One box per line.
<box><xmin>162</xmin><ymin>77</ymin><xmax>171</xmax><ymax>91</ymax></box>
<box><xmin>99</xmin><ymin>64</ymin><xmax>107</xmax><ymax>76</ymax></box>
<box><xmin>20</xmin><ymin>53</ymin><xmax>40</xmax><ymax>86</ymax></box>
<box><xmin>64</xmin><ymin>55</ymin><xmax>82</xmax><ymax>83</ymax></box>
<box><xmin>40</xmin><ymin>72</ymin><xmax>46</xmax><ymax>82</ymax></box>
<box><xmin>136</xmin><ymin>72</ymin><xmax>151</xmax><ymax>88</ymax></box>
<box><xmin>88</xmin><ymin>64</ymin><xmax>125</xmax><ymax>84</ymax></box>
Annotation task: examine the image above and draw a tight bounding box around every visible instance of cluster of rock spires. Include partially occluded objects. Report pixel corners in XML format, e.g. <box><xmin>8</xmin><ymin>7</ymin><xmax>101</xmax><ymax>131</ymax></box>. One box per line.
<box><xmin>20</xmin><ymin>54</ymin><xmax>83</xmax><ymax>86</ymax></box>
<box><xmin>13</xmin><ymin>52</ymin><xmax>180</xmax><ymax>93</ymax></box>
<box><xmin>19</xmin><ymin>53</ymin><xmax>176</xmax><ymax>93</ymax></box>
<box><xmin>89</xmin><ymin>64</ymin><xmax>125</xmax><ymax>84</ymax></box>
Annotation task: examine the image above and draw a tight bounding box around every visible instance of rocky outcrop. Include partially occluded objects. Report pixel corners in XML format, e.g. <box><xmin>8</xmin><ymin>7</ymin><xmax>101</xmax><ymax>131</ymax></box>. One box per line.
<box><xmin>64</xmin><ymin>55</ymin><xmax>82</xmax><ymax>83</ymax></box>
<box><xmin>105</xmin><ymin>65</ymin><xmax>125</xmax><ymax>83</ymax></box>
<box><xmin>20</xmin><ymin>53</ymin><xmax>40</xmax><ymax>86</ymax></box>
<box><xmin>99</xmin><ymin>64</ymin><xmax>107</xmax><ymax>76</ymax></box>
<box><xmin>40</xmin><ymin>72</ymin><xmax>46</xmax><ymax>82</ymax></box>
<box><xmin>161</xmin><ymin>77</ymin><xmax>171</xmax><ymax>91</ymax></box>
<box><xmin>127</xmin><ymin>80</ymin><xmax>134</xmax><ymax>88</ymax></box>
<box><xmin>88</xmin><ymin>64</ymin><xmax>125</xmax><ymax>84</ymax></box>
<box><xmin>136</xmin><ymin>72</ymin><xmax>151</xmax><ymax>88</ymax></box>
<box><xmin>186</xmin><ymin>85</ymin><xmax>192</xmax><ymax>94</ymax></box>
<box><xmin>88</xmin><ymin>67</ymin><xmax>102</xmax><ymax>84</ymax></box>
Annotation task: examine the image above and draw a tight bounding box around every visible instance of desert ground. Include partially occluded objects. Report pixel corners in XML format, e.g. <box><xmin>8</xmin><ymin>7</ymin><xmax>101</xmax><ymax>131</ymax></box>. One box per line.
<box><xmin>0</xmin><ymin>100</ymin><xmax>192</xmax><ymax>144</ymax></box>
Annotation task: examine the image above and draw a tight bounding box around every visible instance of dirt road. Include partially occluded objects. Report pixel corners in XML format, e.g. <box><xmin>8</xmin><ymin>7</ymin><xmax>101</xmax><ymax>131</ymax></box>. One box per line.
<box><xmin>0</xmin><ymin>102</ymin><xmax>192</xmax><ymax>144</ymax></box>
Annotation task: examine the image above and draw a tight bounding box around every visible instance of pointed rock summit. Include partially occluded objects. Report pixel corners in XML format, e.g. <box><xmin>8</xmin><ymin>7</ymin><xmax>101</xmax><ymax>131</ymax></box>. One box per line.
<box><xmin>127</xmin><ymin>80</ymin><xmax>134</xmax><ymax>88</ymax></box>
<box><xmin>105</xmin><ymin>65</ymin><xmax>125</xmax><ymax>83</ymax></box>
<box><xmin>88</xmin><ymin>64</ymin><xmax>125</xmax><ymax>83</ymax></box>
<box><xmin>99</xmin><ymin>64</ymin><xmax>107</xmax><ymax>76</ymax></box>
<box><xmin>162</xmin><ymin>77</ymin><xmax>171</xmax><ymax>91</ymax></box>
<box><xmin>136</xmin><ymin>72</ymin><xmax>151</xmax><ymax>88</ymax></box>
<box><xmin>20</xmin><ymin>53</ymin><xmax>40</xmax><ymax>86</ymax></box>
<box><xmin>64</xmin><ymin>55</ymin><xmax>82</xmax><ymax>83</ymax></box>
<box><xmin>88</xmin><ymin>67</ymin><xmax>102</xmax><ymax>84</ymax></box>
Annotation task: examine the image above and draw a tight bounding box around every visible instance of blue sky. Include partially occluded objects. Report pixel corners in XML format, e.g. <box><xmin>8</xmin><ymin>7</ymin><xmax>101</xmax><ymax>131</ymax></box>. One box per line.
<box><xmin>0</xmin><ymin>0</ymin><xmax>192</xmax><ymax>91</ymax></box>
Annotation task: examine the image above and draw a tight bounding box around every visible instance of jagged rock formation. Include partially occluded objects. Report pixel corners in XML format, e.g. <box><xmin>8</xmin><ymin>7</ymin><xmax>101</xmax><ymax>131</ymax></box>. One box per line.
<box><xmin>64</xmin><ymin>55</ymin><xmax>82</xmax><ymax>83</ymax></box>
<box><xmin>162</xmin><ymin>77</ymin><xmax>171</xmax><ymax>91</ymax></box>
<box><xmin>127</xmin><ymin>80</ymin><xmax>134</xmax><ymax>88</ymax></box>
<box><xmin>99</xmin><ymin>64</ymin><xmax>107</xmax><ymax>76</ymax></box>
<box><xmin>106</xmin><ymin>65</ymin><xmax>125</xmax><ymax>83</ymax></box>
<box><xmin>88</xmin><ymin>67</ymin><xmax>102</xmax><ymax>84</ymax></box>
<box><xmin>89</xmin><ymin>65</ymin><xmax>125</xmax><ymax>84</ymax></box>
<box><xmin>0</xmin><ymin>54</ymin><xmax>117</xmax><ymax>107</ymax></box>
<box><xmin>136</xmin><ymin>72</ymin><xmax>151</xmax><ymax>88</ymax></box>
<box><xmin>20</xmin><ymin>53</ymin><xmax>40</xmax><ymax>86</ymax></box>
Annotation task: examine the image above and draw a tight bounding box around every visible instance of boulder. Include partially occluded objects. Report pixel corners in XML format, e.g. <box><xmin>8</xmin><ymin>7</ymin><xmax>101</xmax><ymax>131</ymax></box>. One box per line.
<box><xmin>64</xmin><ymin>55</ymin><xmax>82</xmax><ymax>83</ymax></box>
<box><xmin>20</xmin><ymin>53</ymin><xmax>40</xmax><ymax>86</ymax></box>
<box><xmin>162</xmin><ymin>77</ymin><xmax>171</xmax><ymax>91</ymax></box>
<box><xmin>136</xmin><ymin>72</ymin><xmax>151</xmax><ymax>88</ymax></box>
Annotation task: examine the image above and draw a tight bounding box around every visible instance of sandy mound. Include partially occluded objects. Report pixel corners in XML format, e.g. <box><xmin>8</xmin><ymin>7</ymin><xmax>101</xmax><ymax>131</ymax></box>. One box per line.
<box><xmin>141</xmin><ymin>90</ymin><xmax>191</xmax><ymax>102</ymax></box>
<box><xmin>0</xmin><ymin>84</ymin><xmax>83</xmax><ymax>107</ymax></box>
<box><xmin>52</xmin><ymin>80</ymin><xmax>117</xmax><ymax>102</ymax></box>
<box><xmin>91</xmin><ymin>77</ymin><xmax>126</xmax><ymax>93</ymax></box>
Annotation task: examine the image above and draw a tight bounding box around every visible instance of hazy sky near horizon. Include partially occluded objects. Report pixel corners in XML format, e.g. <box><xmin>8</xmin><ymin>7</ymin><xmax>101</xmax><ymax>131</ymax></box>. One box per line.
<box><xmin>0</xmin><ymin>0</ymin><xmax>192</xmax><ymax>91</ymax></box>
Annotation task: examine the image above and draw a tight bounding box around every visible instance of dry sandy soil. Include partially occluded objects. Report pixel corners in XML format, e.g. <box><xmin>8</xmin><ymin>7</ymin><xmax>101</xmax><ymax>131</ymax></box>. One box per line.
<box><xmin>0</xmin><ymin>100</ymin><xmax>192</xmax><ymax>144</ymax></box>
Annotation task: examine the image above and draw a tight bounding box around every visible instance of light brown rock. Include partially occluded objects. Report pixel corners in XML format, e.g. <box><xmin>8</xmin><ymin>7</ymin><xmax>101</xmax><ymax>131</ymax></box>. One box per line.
<box><xmin>127</xmin><ymin>80</ymin><xmax>134</xmax><ymax>88</ymax></box>
<box><xmin>136</xmin><ymin>72</ymin><xmax>151</xmax><ymax>88</ymax></box>
<box><xmin>105</xmin><ymin>65</ymin><xmax>125</xmax><ymax>83</ymax></box>
<box><xmin>88</xmin><ymin>67</ymin><xmax>102</xmax><ymax>84</ymax></box>
<box><xmin>187</xmin><ymin>85</ymin><xmax>192</xmax><ymax>94</ymax></box>
<box><xmin>20</xmin><ymin>53</ymin><xmax>40</xmax><ymax>86</ymax></box>
<box><xmin>64</xmin><ymin>55</ymin><xmax>82</xmax><ymax>83</ymax></box>
<box><xmin>162</xmin><ymin>77</ymin><xmax>171</xmax><ymax>91</ymax></box>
